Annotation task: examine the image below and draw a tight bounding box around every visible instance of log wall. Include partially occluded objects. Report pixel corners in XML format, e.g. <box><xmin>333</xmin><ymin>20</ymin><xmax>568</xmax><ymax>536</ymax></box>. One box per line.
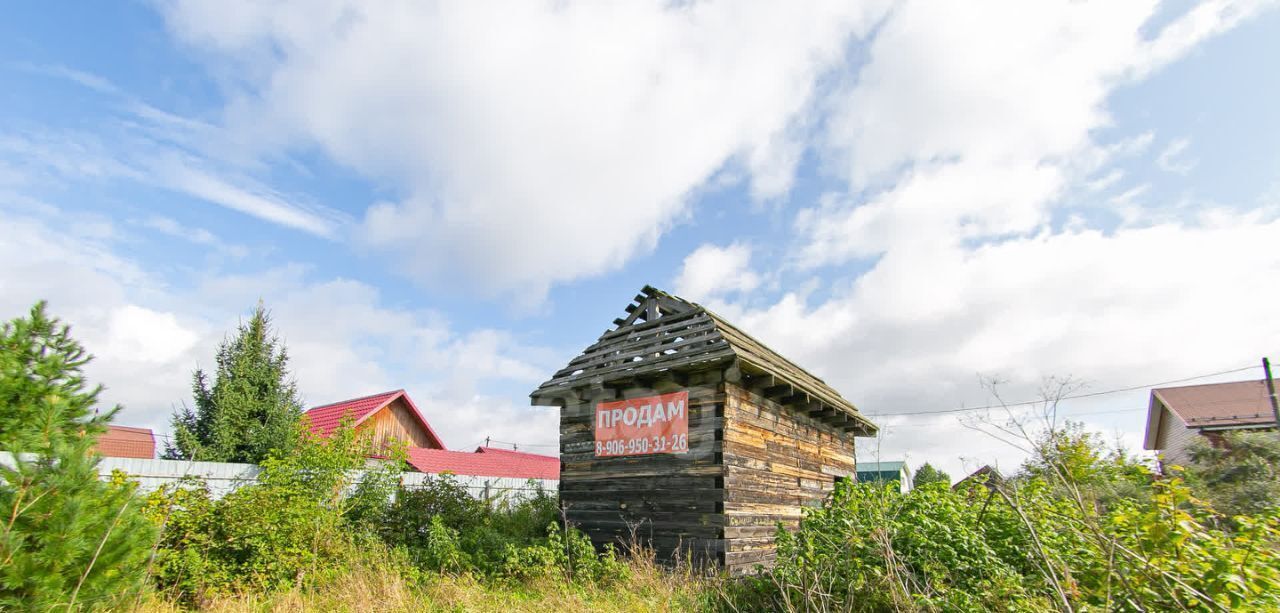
<box><xmin>722</xmin><ymin>381</ymin><xmax>857</xmax><ymax>573</ymax></box>
<box><xmin>556</xmin><ymin>372</ymin><xmax>858</xmax><ymax>573</ymax></box>
<box><xmin>557</xmin><ymin>374</ymin><xmax>726</xmax><ymax>567</ymax></box>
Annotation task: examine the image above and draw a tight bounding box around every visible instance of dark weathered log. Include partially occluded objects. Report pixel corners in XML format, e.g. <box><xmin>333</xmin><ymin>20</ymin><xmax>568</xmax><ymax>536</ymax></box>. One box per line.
<box><xmin>534</xmin><ymin>286</ymin><xmax>875</xmax><ymax>573</ymax></box>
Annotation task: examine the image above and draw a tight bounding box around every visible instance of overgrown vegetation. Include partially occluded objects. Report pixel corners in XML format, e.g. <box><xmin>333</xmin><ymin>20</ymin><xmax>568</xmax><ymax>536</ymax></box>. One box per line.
<box><xmin>144</xmin><ymin>418</ymin><xmax>402</xmax><ymax>599</ymax></box>
<box><xmin>1185</xmin><ymin>429</ymin><xmax>1280</xmax><ymax>519</ymax></box>
<box><xmin>726</xmin><ymin>423</ymin><xmax>1280</xmax><ymax>612</ymax></box>
<box><xmin>7</xmin><ymin>300</ymin><xmax>1280</xmax><ymax>612</ymax></box>
<box><xmin>146</xmin><ymin>419</ymin><xmax>629</xmax><ymax>605</ymax></box>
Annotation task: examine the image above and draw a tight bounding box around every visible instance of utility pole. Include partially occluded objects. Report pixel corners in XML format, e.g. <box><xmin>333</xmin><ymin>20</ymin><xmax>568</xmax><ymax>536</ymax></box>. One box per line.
<box><xmin>1264</xmin><ymin>358</ymin><xmax>1280</xmax><ymax>436</ymax></box>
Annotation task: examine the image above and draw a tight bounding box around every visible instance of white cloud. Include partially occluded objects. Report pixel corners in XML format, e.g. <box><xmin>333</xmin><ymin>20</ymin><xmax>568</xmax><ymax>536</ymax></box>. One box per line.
<box><xmin>825</xmin><ymin>2</ymin><xmax>1144</xmax><ymax>190</ymax></box>
<box><xmin>1134</xmin><ymin>0</ymin><xmax>1274</xmax><ymax>73</ymax></box>
<box><xmin>1156</xmin><ymin>138</ymin><xmax>1198</xmax><ymax>174</ymax></box>
<box><xmin>159</xmin><ymin>0</ymin><xmax>894</xmax><ymax>296</ymax></box>
<box><xmin>734</xmin><ymin>1</ymin><xmax>1274</xmax><ymax>476</ymax></box>
<box><xmin>674</xmin><ymin>243</ymin><xmax>760</xmax><ymax>300</ymax></box>
<box><xmin>0</xmin><ymin>75</ymin><xmax>345</xmax><ymax>239</ymax></box>
<box><xmin>720</xmin><ymin>211</ymin><xmax>1280</xmax><ymax>477</ymax></box>
<box><xmin>795</xmin><ymin>160</ymin><xmax>1065</xmax><ymax>268</ymax></box>
<box><xmin>800</xmin><ymin>0</ymin><xmax>1266</xmax><ymax>270</ymax></box>
<box><xmin>0</xmin><ymin>205</ymin><xmax>557</xmax><ymax>448</ymax></box>
<box><xmin>99</xmin><ymin>306</ymin><xmax>200</xmax><ymax>364</ymax></box>
<box><xmin>141</xmin><ymin>216</ymin><xmax>251</xmax><ymax>259</ymax></box>
<box><xmin>156</xmin><ymin>161</ymin><xmax>341</xmax><ymax>238</ymax></box>
<box><xmin>13</xmin><ymin>62</ymin><xmax>122</xmax><ymax>95</ymax></box>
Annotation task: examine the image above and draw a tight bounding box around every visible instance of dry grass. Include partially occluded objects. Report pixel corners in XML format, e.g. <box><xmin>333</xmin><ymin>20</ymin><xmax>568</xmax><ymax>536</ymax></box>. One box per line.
<box><xmin>137</xmin><ymin>557</ymin><xmax>716</xmax><ymax>612</ymax></box>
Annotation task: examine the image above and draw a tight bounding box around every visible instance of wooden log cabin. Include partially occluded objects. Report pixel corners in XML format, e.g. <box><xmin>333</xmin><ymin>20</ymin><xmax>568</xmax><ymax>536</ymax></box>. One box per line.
<box><xmin>530</xmin><ymin>286</ymin><xmax>877</xmax><ymax>573</ymax></box>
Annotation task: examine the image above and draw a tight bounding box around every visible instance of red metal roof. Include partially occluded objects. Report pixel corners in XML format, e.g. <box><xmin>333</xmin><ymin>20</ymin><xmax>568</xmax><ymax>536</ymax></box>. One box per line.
<box><xmin>406</xmin><ymin>447</ymin><xmax>559</xmax><ymax>480</ymax></box>
<box><xmin>95</xmin><ymin>425</ymin><xmax>155</xmax><ymax>459</ymax></box>
<box><xmin>1154</xmin><ymin>379</ymin><xmax>1275</xmax><ymax>429</ymax></box>
<box><xmin>303</xmin><ymin>389</ymin><xmax>446</xmax><ymax>449</ymax></box>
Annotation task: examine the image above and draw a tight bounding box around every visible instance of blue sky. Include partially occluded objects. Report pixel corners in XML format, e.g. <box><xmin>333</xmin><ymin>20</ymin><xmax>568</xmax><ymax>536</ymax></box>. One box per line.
<box><xmin>2</xmin><ymin>1</ymin><xmax>1277</xmax><ymax>476</ymax></box>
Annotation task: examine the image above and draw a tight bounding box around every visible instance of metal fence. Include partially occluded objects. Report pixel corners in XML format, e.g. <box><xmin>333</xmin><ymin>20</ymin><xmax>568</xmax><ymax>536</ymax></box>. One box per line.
<box><xmin>2</xmin><ymin>453</ymin><xmax>558</xmax><ymax>502</ymax></box>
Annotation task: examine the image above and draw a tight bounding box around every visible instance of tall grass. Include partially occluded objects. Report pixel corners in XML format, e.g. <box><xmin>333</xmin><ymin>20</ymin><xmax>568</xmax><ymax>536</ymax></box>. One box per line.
<box><xmin>137</xmin><ymin>554</ymin><xmax>715</xmax><ymax>612</ymax></box>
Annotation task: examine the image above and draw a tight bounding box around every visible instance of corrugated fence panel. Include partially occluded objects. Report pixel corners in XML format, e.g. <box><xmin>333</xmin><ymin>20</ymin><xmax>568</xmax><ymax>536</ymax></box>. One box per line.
<box><xmin>98</xmin><ymin>457</ymin><xmax>262</xmax><ymax>498</ymax></box>
<box><xmin>400</xmin><ymin>472</ymin><xmax>559</xmax><ymax>503</ymax></box>
<box><xmin>3</xmin><ymin>452</ymin><xmax>558</xmax><ymax>502</ymax></box>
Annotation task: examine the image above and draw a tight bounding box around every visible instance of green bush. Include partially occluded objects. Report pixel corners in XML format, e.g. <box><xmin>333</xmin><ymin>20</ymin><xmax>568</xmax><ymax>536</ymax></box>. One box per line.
<box><xmin>1185</xmin><ymin>430</ymin><xmax>1280</xmax><ymax>519</ymax></box>
<box><xmin>375</xmin><ymin>474</ymin><xmax>604</xmax><ymax>581</ymax></box>
<box><xmin>749</xmin><ymin>480</ymin><xmax>1046</xmax><ymax>612</ymax></box>
<box><xmin>145</xmin><ymin>421</ymin><xmax>406</xmax><ymax>601</ymax></box>
<box><xmin>726</xmin><ymin>421</ymin><xmax>1280</xmax><ymax>613</ymax></box>
<box><xmin>500</xmin><ymin>521</ymin><xmax>628</xmax><ymax>584</ymax></box>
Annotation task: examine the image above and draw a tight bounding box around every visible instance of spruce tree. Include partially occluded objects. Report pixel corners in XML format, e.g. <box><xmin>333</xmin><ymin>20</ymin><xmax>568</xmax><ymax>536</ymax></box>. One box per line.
<box><xmin>0</xmin><ymin>301</ymin><xmax>104</xmax><ymax>451</ymax></box>
<box><xmin>0</xmin><ymin>301</ymin><xmax>155</xmax><ymax>609</ymax></box>
<box><xmin>912</xmin><ymin>462</ymin><xmax>952</xmax><ymax>487</ymax></box>
<box><xmin>166</xmin><ymin>303</ymin><xmax>303</xmax><ymax>463</ymax></box>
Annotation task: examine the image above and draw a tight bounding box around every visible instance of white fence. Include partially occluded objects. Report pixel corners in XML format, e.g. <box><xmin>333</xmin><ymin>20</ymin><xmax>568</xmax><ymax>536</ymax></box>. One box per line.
<box><xmin>400</xmin><ymin>472</ymin><xmax>558</xmax><ymax>502</ymax></box>
<box><xmin>98</xmin><ymin>457</ymin><xmax>263</xmax><ymax>498</ymax></box>
<box><xmin>2</xmin><ymin>453</ymin><xmax>558</xmax><ymax>502</ymax></box>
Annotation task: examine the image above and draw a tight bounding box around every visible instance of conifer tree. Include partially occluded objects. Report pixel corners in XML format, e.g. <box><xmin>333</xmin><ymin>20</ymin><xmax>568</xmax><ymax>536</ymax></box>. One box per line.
<box><xmin>166</xmin><ymin>303</ymin><xmax>303</xmax><ymax>463</ymax></box>
<box><xmin>0</xmin><ymin>301</ymin><xmax>105</xmax><ymax>450</ymax></box>
<box><xmin>0</xmin><ymin>301</ymin><xmax>155</xmax><ymax>609</ymax></box>
<box><xmin>912</xmin><ymin>462</ymin><xmax>952</xmax><ymax>487</ymax></box>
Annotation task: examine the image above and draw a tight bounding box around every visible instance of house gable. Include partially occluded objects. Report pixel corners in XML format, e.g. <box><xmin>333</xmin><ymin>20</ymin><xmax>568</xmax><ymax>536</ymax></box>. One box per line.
<box><xmin>303</xmin><ymin>390</ymin><xmax>445</xmax><ymax>450</ymax></box>
<box><xmin>361</xmin><ymin>397</ymin><xmax>444</xmax><ymax>450</ymax></box>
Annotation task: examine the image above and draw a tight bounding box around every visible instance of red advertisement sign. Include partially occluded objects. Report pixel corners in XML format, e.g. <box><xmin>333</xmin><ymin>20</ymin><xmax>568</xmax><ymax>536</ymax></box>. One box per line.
<box><xmin>595</xmin><ymin>391</ymin><xmax>689</xmax><ymax>457</ymax></box>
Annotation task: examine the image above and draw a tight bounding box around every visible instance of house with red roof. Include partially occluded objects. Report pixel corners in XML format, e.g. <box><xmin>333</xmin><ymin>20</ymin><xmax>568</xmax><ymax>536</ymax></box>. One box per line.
<box><xmin>303</xmin><ymin>389</ymin><xmax>446</xmax><ymax>451</ymax></box>
<box><xmin>303</xmin><ymin>389</ymin><xmax>559</xmax><ymax>482</ymax></box>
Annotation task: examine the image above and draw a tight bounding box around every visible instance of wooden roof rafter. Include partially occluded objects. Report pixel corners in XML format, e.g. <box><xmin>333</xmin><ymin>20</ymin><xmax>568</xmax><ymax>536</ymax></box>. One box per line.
<box><xmin>531</xmin><ymin>285</ymin><xmax>877</xmax><ymax>436</ymax></box>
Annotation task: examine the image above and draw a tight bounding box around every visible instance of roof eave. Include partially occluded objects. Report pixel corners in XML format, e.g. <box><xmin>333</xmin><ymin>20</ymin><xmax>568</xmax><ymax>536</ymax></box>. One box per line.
<box><xmin>1142</xmin><ymin>392</ymin><xmax>1165</xmax><ymax>450</ymax></box>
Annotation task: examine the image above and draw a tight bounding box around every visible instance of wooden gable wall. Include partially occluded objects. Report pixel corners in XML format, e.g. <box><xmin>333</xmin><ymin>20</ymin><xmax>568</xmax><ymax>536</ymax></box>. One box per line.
<box><xmin>360</xmin><ymin>398</ymin><xmax>441</xmax><ymax>449</ymax></box>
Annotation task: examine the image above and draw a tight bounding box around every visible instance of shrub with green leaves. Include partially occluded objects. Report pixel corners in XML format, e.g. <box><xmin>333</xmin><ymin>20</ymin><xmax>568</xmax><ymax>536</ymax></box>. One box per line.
<box><xmin>0</xmin><ymin>302</ymin><xmax>155</xmax><ymax>610</ymax></box>
<box><xmin>1185</xmin><ymin>430</ymin><xmax>1280</xmax><ymax>519</ymax></box>
<box><xmin>376</xmin><ymin>474</ymin><xmax>569</xmax><ymax>577</ymax></box>
<box><xmin>145</xmin><ymin>421</ymin><xmax>405</xmax><ymax>601</ymax></box>
<box><xmin>756</xmin><ymin>480</ymin><xmax>1046</xmax><ymax>612</ymax></box>
<box><xmin>731</xmin><ymin>422</ymin><xmax>1280</xmax><ymax>613</ymax></box>
<box><xmin>499</xmin><ymin>521</ymin><xmax>627</xmax><ymax>585</ymax></box>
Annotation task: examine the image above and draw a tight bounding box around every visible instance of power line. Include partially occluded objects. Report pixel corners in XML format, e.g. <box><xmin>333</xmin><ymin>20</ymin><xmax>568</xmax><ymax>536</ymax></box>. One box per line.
<box><xmin>483</xmin><ymin>437</ymin><xmax>558</xmax><ymax>449</ymax></box>
<box><xmin>872</xmin><ymin>405</ymin><xmax>1151</xmax><ymax>429</ymax></box>
<box><xmin>867</xmin><ymin>364</ymin><xmax>1261</xmax><ymax>419</ymax></box>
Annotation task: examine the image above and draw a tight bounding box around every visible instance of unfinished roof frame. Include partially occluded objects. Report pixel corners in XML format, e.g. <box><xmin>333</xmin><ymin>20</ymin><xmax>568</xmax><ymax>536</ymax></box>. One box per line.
<box><xmin>532</xmin><ymin>285</ymin><xmax>876</xmax><ymax>437</ymax></box>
